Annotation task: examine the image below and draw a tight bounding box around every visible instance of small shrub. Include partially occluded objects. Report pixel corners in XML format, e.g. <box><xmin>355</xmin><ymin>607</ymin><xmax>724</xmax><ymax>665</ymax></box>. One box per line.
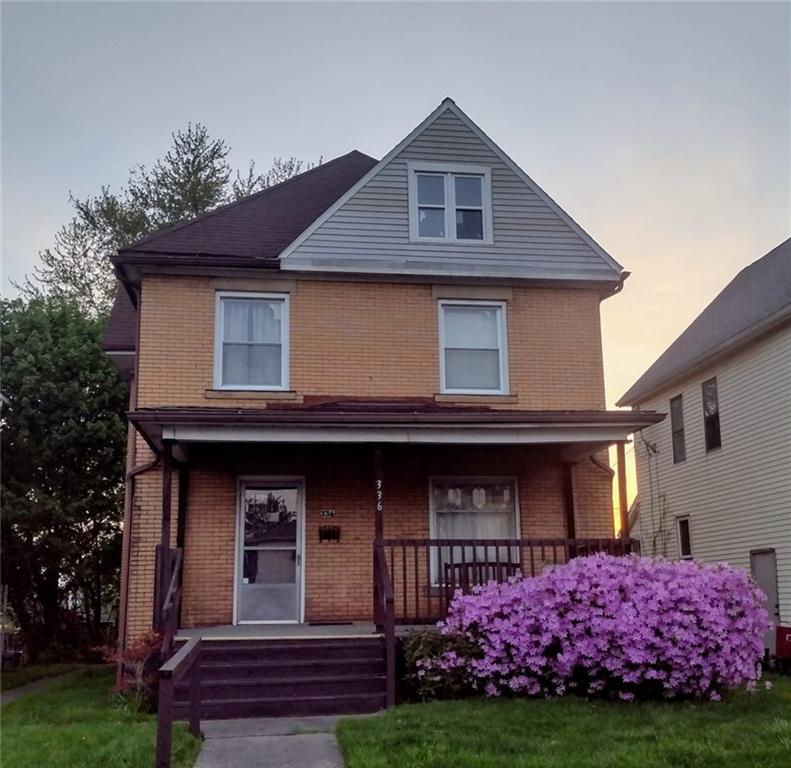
<box><xmin>402</xmin><ymin>628</ymin><xmax>481</xmax><ymax>700</ymax></box>
<box><xmin>422</xmin><ymin>554</ymin><xmax>768</xmax><ymax>702</ymax></box>
<box><xmin>108</xmin><ymin>630</ymin><xmax>163</xmax><ymax>712</ymax></box>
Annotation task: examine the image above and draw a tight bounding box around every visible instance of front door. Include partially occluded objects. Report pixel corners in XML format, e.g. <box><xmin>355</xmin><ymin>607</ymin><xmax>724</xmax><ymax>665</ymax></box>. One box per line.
<box><xmin>751</xmin><ymin>549</ymin><xmax>780</xmax><ymax>655</ymax></box>
<box><xmin>236</xmin><ymin>480</ymin><xmax>304</xmax><ymax>623</ymax></box>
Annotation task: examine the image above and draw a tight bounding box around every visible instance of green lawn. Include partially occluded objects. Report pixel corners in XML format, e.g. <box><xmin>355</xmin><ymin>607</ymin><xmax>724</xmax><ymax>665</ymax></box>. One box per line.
<box><xmin>1</xmin><ymin>667</ymin><xmax>201</xmax><ymax>768</ymax></box>
<box><xmin>337</xmin><ymin>676</ymin><xmax>791</xmax><ymax>768</ymax></box>
<box><xmin>1</xmin><ymin>663</ymin><xmax>81</xmax><ymax>692</ymax></box>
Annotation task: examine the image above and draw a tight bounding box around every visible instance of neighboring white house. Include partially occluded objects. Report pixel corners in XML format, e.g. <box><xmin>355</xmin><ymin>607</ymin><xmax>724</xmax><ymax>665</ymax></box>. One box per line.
<box><xmin>619</xmin><ymin>238</ymin><xmax>791</xmax><ymax>654</ymax></box>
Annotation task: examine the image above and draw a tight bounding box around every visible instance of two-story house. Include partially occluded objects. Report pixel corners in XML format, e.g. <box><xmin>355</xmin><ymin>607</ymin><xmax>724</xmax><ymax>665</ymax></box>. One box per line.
<box><xmin>105</xmin><ymin>98</ymin><xmax>662</xmax><ymax>718</ymax></box>
<box><xmin>619</xmin><ymin>238</ymin><xmax>791</xmax><ymax>657</ymax></box>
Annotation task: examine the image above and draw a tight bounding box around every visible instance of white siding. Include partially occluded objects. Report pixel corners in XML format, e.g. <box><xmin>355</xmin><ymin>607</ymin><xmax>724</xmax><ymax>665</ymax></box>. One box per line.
<box><xmin>634</xmin><ymin>328</ymin><xmax>791</xmax><ymax>622</ymax></box>
<box><xmin>285</xmin><ymin>110</ymin><xmax>617</xmax><ymax>281</ymax></box>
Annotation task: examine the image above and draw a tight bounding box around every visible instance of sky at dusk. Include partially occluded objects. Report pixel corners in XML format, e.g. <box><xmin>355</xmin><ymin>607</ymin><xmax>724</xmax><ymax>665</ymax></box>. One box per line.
<box><xmin>3</xmin><ymin>2</ymin><xmax>789</xmax><ymax>510</ymax></box>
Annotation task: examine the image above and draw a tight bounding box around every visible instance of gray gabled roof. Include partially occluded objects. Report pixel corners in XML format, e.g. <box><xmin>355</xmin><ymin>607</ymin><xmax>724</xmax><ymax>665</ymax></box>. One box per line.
<box><xmin>618</xmin><ymin>237</ymin><xmax>791</xmax><ymax>406</ymax></box>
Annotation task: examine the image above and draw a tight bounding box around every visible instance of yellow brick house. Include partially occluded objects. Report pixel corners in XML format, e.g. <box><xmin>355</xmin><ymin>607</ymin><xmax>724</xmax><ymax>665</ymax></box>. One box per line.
<box><xmin>104</xmin><ymin>98</ymin><xmax>662</xmax><ymax>719</ymax></box>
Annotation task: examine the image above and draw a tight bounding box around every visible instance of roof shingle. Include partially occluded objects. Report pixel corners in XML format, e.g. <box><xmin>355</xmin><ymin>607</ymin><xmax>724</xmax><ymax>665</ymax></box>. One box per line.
<box><xmin>104</xmin><ymin>150</ymin><xmax>378</xmax><ymax>351</ymax></box>
<box><xmin>618</xmin><ymin>238</ymin><xmax>791</xmax><ymax>406</ymax></box>
<box><xmin>120</xmin><ymin>150</ymin><xmax>377</xmax><ymax>259</ymax></box>
<box><xmin>103</xmin><ymin>285</ymin><xmax>137</xmax><ymax>351</ymax></box>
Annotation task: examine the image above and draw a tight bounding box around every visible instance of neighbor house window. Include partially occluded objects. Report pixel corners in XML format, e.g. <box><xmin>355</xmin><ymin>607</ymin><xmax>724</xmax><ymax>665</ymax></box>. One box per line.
<box><xmin>408</xmin><ymin>162</ymin><xmax>492</xmax><ymax>242</ymax></box>
<box><xmin>439</xmin><ymin>300</ymin><xmax>508</xmax><ymax>394</ymax></box>
<box><xmin>669</xmin><ymin>394</ymin><xmax>686</xmax><ymax>463</ymax></box>
<box><xmin>676</xmin><ymin>516</ymin><xmax>693</xmax><ymax>560</ymax></box>
<box><xmin>701</xmin><ymin>377</ymin><xmax>721</xmax><ymax>451</ymax></box>
<box><xmin>214</xmin><ymin>292</ymin><xmax>289</xmax><ymax>390</ymax></box>
<box><xmin>430</xmin><ymin>477</ymin><xmax>519</xmax><ymax>583</ymax></box>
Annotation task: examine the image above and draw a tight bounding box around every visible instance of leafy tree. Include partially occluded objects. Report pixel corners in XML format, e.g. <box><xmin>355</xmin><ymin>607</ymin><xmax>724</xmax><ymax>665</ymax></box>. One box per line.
<box><xmin>1</xmin><ymin>297</ymin><xmax>128</xmax><ymax>658</ymax></box>
<box><xmin>23</xmin><ymin>124</ymin><xmax>320</xmax><ymax>316</ymax></box>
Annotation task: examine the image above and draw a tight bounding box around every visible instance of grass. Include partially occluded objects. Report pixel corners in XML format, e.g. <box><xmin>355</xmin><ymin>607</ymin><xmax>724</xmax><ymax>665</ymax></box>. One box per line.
<box><xmin>1</xmin><ymin>666</ymin><xmax>201</xmax><ymax>768</ymax></box>
<box><xmin>337</xmin><ymin>676</ymin><xmax>791</xmax><ymax>768</ymax></box>
<box><xmin>1</xmin><ymin>663</ymin><xmax>82</xmax><ymax>692</ymax></box>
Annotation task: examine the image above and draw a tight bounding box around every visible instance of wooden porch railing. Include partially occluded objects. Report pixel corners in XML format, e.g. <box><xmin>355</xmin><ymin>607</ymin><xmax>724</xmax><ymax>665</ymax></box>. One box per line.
<box><xmin>154</xmin><ymin>545</ymin><xmax>183</xmax><ymax>659</ymax></box>
<box><xmin>373</xmin><ymin>544</ymin><xmax>396</xmax><ymax>707</ymax></box>
<box><xmin>154</xmin><ymin>545</ymin><xmax>190</xmax><ymax>768</ymax></box>
<box><xmin>155</xmin><ymin>636</ymin><xmax>202</xmax><ymax>768</ymax></box>
<box><xmin>375</xmin><ymin>537</ymin><xmax>639</xmax><ymax>625</ymax></box>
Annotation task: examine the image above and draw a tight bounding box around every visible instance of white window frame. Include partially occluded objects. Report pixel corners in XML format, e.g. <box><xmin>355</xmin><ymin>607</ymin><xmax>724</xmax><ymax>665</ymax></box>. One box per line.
<box><xmin>676</xmin><ymin>515</ymin><xmax>693</xmax><ymax>560</ymax></box>
<box><xmin>428</xmin><ymin>475</ymin><xmax>522</xmax><ymax>586</ymax></box>
<box><xmin>438</xmin><ymin>299</ymin><xmax>509</xmax><ymax>395</ymax></box>
<box><xmin>407</xmin><ymin>160</ymin><xmax>493</xmax><ymax>244</ymax></box>
<box><xmin>213</xmin><ymin>291</ymin><xmax>290</xmax><ymax>391</ymax></box>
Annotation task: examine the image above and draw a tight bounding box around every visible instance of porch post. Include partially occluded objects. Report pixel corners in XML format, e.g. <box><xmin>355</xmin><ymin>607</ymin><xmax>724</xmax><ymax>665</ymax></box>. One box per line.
<box><xmin>161</xmin><ymin>440</ymin><xmax>174</xmax><ymax>552</ymax></box>
<box><xmin>561</xmin><ymin>462</ymin><xmax>576</xmax><ymax>539</ymax></box>
<box><xmin>176</xmin><ymin>463</ymin><xmax>188</xmax><ymax>550</ymax></box>
<box><xmin>156</xmin><ymin>440</ymin><xmax>174</xmax><ymax>626</ymax></box>
<box><xmin>616</xmin><ymin>441</ymin><xmax>629</xmax><ymax>539</ymax></box>
<box><xmin>373</xmin><ymin>446</ymin><xmax>384</xmax><ymax>541</ymax></box>
<box><xmin>373</xmin><ymin>445</ymin><xmax>384</xmax><ymax>632</ymax></box>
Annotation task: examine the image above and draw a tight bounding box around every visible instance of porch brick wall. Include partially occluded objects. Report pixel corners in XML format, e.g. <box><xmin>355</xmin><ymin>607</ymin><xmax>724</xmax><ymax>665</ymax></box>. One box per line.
<box><xmin>135</xmin><ymin>276</ymin><xmax>606</xmax><ymax>410</ymax></box>
<box><xmin>121</xmin><ymin>444</ymin><xmax>614</xmax><ymax>642</ymax></box>
<box><xmin>124</xmin><ymin>438</ymin><xmax>179</xmax><ymax>644</ymax></box>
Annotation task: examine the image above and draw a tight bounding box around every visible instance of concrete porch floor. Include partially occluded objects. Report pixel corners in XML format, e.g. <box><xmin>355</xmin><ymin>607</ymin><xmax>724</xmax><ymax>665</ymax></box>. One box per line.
<box><xmin>176</xmin><ymin>622</ymin><xmax>379</xmax><ymax>641</ymax></box>
<box><xmin>175</xmin><ymin>622</ymin><xmax>432</xmax><ymax>641</ymax></box>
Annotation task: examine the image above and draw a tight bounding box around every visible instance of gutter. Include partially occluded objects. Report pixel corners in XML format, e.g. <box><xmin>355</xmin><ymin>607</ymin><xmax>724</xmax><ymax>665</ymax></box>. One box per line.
<box><xmin>111</xmin><ymin>252</ymin><xmax>281</xmax><ymax>271</ymax></box>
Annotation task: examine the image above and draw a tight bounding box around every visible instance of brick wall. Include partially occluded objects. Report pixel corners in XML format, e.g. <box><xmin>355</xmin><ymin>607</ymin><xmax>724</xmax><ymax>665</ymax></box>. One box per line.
<box><xmin>136</xmin><ymin>276</ymin><xmax>606</xmax><ymax>410</ymax></box>
<box><xmin>122</xmin><ymin>443</ymin><xmax>614</xmax><ymax>643</ymax></box>
<box><xmin>121</xmin><ymin>274</ymin><xmax>613</xmax><ymax>645</ymax></box>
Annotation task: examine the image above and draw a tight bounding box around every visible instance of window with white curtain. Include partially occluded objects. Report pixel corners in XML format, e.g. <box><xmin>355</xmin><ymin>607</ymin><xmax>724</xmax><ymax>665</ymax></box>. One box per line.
<box><xmin>214</xmin><ymin>293</ymin><xmax>289</xmax><ymax>389</ymax></box>
<box><xmin>430</xmin><ymin>477</ymin><xmax>519</xmax><ymax>583</ymax></box>
<box><xmin>439</xmin><ymin>300</ymin><xmax>508</xmax><ymax>394</ymax></box>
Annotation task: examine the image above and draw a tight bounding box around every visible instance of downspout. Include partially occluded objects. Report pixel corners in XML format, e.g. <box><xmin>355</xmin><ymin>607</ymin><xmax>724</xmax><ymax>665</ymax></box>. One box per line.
<box><xmin>590</xmin><ymin>453</ymin><xmax>614</xmax><ymax>476</ymax></box>
<box><xmin>115</xmin><ymin>371</ymin><xmax>136</xmax><ymax>680</ymax></box>
<box><xmin>611</xmin><ymin>270</ymin><xmax>630</xmax><ymax>296</ymax></box>
<box><xmin>116</xmin><ymin>279</ymin><xmax>160</xmax><ymax>684</ymax></box>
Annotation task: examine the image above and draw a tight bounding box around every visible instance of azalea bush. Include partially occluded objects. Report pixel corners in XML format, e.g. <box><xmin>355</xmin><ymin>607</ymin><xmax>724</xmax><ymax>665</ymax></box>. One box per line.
<box><xmin>417</xmin><ymin>554</ymin><xmax>768</xmax><ymax>702</ymax></box>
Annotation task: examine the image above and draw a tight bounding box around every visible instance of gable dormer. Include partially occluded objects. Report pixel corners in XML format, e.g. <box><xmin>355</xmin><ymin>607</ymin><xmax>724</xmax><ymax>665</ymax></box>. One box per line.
<box><xmin>280</xmin><ymin>98</ymin><xmax>622</xmax><ymax>283</ymax></box>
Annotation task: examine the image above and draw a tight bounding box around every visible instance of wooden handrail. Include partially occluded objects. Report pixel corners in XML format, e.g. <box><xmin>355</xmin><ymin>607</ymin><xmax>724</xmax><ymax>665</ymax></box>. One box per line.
<box><xmin>374</xmin><ymin>543</ymin><xmax>396</xmax><ymax>708</ymax></box>
<box><xmin>156</xmin><ymin>636</ymin><xmax>202</xmax><ymax>768</ymax></box>
<box><xmin>160</xmin><ymin>636</ymin><xmax>201</xmax><ymax>681</ymax></box>
<box><xmin>378</xmin><ymin>537</ymin><xmax>639</xmax><ymax>548</ymax></box>
<box><xmin>160</xmin><ymin>548</ymin><xmax>183</xmax><ymax>659</ymax></box>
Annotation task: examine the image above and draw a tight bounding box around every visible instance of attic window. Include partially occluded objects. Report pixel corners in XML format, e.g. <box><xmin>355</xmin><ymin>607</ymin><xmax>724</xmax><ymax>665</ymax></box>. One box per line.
<box><xmin>408</xmin><ymin>162</ymin><xmax>492</xmax><ymax>243</ymax></box>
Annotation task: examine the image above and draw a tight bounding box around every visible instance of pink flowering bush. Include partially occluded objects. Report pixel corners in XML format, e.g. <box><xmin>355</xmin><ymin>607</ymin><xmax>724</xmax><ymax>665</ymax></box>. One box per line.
<box><xmin>417</xmin><ymin>554</ymin><xmax>768</xmax><ymax>702</ymax></box>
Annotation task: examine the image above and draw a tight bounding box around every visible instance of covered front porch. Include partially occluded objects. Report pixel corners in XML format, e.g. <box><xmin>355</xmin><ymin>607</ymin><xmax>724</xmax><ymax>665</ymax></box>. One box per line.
<box><xmin>127</xmin><ymin>401</ymin><xmax>660</xmax><ymax>648</ymax></box>
<box><xmin>132</xmin><ymin>402</ymin><xmax>660</xmax><ymax>766</ymax></box>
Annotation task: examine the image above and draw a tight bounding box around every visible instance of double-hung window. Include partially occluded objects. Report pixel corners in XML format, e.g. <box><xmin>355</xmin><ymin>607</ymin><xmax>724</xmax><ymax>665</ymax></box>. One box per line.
<box><xmin>430</xmin><ymin>477</ymin><xmax>519</xmax><ymax>584</ymax></box>
<box><xmin>439</xmin><ymin>300</ymin><xmax>508</xmax><ymax>395</ymax></box>
<box><xmin>701</xmin><ymin>377</ymin><xmax>721</xmax><ymax>451</ymax></box>
<box><xmin>669</xmin><ymin>394</ymin><xmax>686</xmax><ymax>463</ymax></box>
<box><xmin>214</xmin><ymin>292</ymin><xmax>289</xmax><ymax>390</ymax></box>
<box><xmin>408</xmin><ymin>162</ymin><xmax>492</xmax><ymax>242</ymax></box>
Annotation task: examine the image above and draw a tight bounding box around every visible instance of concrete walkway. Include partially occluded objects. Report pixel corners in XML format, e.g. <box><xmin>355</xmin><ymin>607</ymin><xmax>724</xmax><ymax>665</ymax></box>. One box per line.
<box><xmin>196</xmin><ymin>716</ymin><xmax>352</xmax><ymax>768</ymax></box>
<box><xmin>0</xmin><ymin>670</ymin><xmax>82</xmax><ymax>706</ymax></box>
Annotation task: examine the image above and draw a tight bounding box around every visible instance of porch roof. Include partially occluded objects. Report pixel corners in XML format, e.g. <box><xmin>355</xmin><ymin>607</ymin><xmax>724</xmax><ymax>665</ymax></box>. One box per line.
<box><xmin>129</xmin><ymin>401</ymin><xmax>664</xmax><ymax>455</ymax></box>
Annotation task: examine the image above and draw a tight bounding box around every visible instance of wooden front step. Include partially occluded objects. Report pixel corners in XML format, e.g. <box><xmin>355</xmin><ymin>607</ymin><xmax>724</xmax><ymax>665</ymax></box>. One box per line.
<box><xmin>173</xmin><ymin>636</ymin><xmax>387</xmax><ymax>720</ymax></box>
<box><xmin>198</xmin><ymin>639</ymin><xmax>384</xmax><ymax>663</ymax></box>
<box><xmin>174</xmin><ymin>691</ymin><xmax>386</xmax><ymax>719</ymax></box>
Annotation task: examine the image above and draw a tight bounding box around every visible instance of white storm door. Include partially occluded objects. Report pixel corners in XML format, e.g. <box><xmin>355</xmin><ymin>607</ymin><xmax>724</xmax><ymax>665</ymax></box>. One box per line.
<box><xmin>237</xmin><ymin>482</ymin><xmax>303</xmax><ymax>623</ymax></box>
